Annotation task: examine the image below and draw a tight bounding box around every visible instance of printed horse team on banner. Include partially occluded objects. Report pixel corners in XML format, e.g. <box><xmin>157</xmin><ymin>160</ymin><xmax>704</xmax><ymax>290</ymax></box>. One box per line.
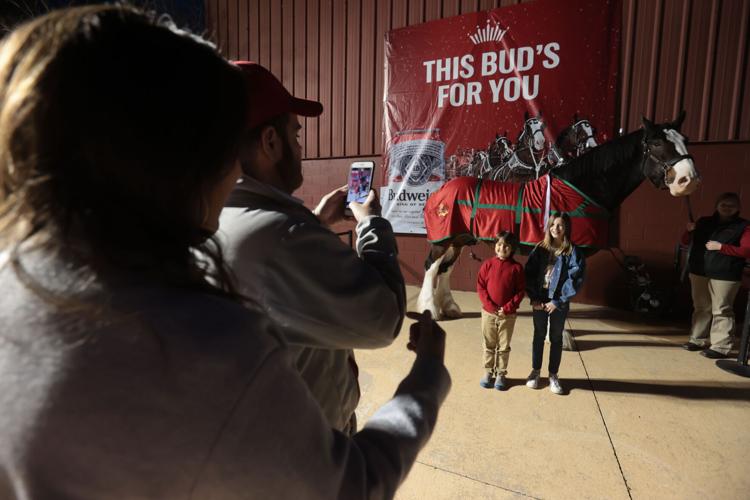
<box><xmin>445</xmin><ymin>112</ymin><xmax>599</xmax><ymax>182</ymax></box>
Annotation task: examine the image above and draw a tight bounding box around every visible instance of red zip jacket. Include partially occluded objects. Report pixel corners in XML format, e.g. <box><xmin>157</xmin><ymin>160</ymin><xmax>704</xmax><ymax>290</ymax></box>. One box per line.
<box><xmin>476</xmin><ymin>257</ymin><xmax>526</xmax><ymax>314</ymax></box>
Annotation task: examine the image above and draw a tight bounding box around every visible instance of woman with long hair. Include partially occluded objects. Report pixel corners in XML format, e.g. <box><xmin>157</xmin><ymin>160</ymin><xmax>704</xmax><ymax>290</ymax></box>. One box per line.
<box><xmin>524</xmin><ymin>213</ymin><xmax>585</xmax><ymax>395</ymax></box>
<box><xmin>0</xmin><ymin>5</ymin><xmax>449</xmax><ymax>497</ymax></box>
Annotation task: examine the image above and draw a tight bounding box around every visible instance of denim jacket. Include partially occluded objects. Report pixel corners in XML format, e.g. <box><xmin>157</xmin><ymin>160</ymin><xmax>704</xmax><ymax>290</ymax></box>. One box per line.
<box><xmin>524</xmin><ymin>245</ymin><xmax>586</xmax><ymax>309</ymax></box>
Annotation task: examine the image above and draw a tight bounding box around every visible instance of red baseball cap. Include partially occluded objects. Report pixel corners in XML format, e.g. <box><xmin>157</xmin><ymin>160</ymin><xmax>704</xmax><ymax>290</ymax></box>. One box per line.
<box><xmin>234</xmin><ymin>61</ymin><xmax>323</xmax><ymax>129</ymax></box>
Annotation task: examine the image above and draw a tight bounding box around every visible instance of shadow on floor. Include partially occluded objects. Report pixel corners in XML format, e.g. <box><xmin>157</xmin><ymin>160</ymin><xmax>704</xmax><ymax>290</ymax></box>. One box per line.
<box><xmin>570</xmin><ymin>329</ymin><xmax>686</xmax><ymax>338</ymax></box>
<box><xmin>436</xmin><ymin>312</ymin><xmax>482</xmax><ymax>320</ymax></box>
<box><xmin>512</xmin><ymin>309</ymin><xmax>645</xmax><ymax>322</ymax></box>
<box><xmin>573</xmin><ymin>339</ymin><xmax>679</xmax><ymax>351</ymax></box>
<box><xmin>565</xmin><ymin>308</ymin><xmax>691</xmax><ymax>328</ymax></box>
<box><xmin>564</xmin><ymin>378</ymin><xmax>750</xmax><ymax>401</ymax></box>
<box><xmin>565</xmin><ymin>308</ymin><xmax>652</xmax><ymax>321</ymax></box>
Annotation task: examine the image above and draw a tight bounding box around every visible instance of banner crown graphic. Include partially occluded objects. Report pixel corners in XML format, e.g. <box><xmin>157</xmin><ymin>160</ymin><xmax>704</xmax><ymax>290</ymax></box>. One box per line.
<box><xmin>468</xmin><ymin>20</ymin><xmax>508</xmax><ymax>45</ymax></box>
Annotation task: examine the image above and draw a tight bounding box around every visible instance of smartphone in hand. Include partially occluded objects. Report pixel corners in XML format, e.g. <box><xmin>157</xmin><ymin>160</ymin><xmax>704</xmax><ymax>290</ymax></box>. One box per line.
<box><xmin>344</xmin><ymin>161</ymin><xmax>375</xmax><ymax>216</ymax></box>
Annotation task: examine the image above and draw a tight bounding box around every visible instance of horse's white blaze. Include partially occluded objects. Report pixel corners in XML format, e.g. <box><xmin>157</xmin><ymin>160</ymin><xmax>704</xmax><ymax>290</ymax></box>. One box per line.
<box><xmin>665</xmin><ymin>129</ymin><xmax>688</xmax><ymax>155</ymax></box>
<box><xmin>664</xmin><ymin>129</ymin><xmax>699</xmax><ymax>196</ymax></box>
<box><xmin>530</xmin><ymin>121</ymin><xmax>545</xmax><ymax>150</ymax></box>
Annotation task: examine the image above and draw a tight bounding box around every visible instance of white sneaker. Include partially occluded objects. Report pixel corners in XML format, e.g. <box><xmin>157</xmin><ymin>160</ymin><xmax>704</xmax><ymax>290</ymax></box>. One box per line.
<box><xmin>549</xmin><ymin>373</ymin><xmax>564</xmax><ymax>395</ymax></box>
<box><xmin>526</xmin><ymin>369</ymin><xmax>540</xmax><ymax>389</ymax></box>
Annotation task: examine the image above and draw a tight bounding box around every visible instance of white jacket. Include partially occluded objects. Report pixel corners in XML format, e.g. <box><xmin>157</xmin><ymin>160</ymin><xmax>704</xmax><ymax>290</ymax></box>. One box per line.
<box><xmin>218</xmin><ymin>176</ymin><xmax>406</xmax><ymax>430</ymax></box>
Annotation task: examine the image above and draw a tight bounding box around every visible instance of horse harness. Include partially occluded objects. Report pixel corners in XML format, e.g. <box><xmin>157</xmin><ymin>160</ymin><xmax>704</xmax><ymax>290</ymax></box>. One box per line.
<box><xmin>570</xmin><ymin>120</ymin><xmax>596</xmax><ymax>156</ymax></box>
<box><xmin>641</xmin><ymin>138</ymin><xmax>693</xmax><ymax>188</ymax></box>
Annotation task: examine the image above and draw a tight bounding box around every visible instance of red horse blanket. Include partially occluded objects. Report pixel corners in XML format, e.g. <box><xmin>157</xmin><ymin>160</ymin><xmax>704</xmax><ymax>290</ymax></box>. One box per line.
<box><xmin>424</xmin><ymin>175</ymin><xmax>609</xmax><ymax>248</ymax></box>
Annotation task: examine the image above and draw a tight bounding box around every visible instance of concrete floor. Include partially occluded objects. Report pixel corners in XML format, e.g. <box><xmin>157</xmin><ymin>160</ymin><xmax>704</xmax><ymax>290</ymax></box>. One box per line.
<box><xmin>354</xmin><ymin>286</ymin><xmax>750</xmax><ymax>500</ymax></box>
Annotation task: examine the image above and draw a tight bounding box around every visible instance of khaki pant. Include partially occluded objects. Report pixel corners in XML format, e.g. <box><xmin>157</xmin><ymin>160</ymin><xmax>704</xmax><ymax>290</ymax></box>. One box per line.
<box><xmin>481</xmin><ymin>309</ymin><xmax>517</xmax><ymax>376</ymax></box>
<box><xmin>689</xmin><ymin>273</ymin><xmax>741</xmax><ymax>355</ymax></box>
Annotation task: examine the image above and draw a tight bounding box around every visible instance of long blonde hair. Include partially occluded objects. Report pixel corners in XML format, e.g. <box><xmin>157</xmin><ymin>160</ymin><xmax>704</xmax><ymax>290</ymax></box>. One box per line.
<box><xmin>538</xmin><ymin>213</ymin><xmax>573</xmax><ymax>256</ymax></box>
<box><xmin>0</xmin><ymin>5</ymin><xmax>247</xmax><ymax>301</ymax></box>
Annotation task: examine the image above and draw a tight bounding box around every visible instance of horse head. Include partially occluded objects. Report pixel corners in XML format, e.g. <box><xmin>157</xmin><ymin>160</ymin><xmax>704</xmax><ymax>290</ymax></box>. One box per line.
<box><xmin>575</xmin><ymin>120</ymin><xmax>597</xmax><ymax>151</ymax></box>
<box><xmin>556</xmin><ymin>116</ymin><xmax>598</xmax><ymax>159</ymax></box>
<box><xmin>641</xmin><ymin>111</ymin><xmax>700</xmax><ymax>196</ymax></box>
<box><xmin>489</xmin><ymin>134</ymin><xmax>514</xmax><ymax>162</ymax></box>
<box><xmin>499</xmin><ymin>137</ymin><xmax>513</xmax><ymax>159</ymax></box>
<box><xmin>518</xmin><ymin>115</ymin><xmax>546</xmax><ymax>152</ymax></box>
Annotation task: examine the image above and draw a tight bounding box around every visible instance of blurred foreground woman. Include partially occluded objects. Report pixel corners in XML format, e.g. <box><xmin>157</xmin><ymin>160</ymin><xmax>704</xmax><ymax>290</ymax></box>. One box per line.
<box><xmin>0</xmin><ymin>5</ymin><xmax>449</xmax><ymax>498</ymax></box>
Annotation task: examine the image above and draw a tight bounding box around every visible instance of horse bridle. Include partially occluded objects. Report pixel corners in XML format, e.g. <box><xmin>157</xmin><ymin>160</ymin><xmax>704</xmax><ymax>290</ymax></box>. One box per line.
<box><xmin>519</xmin><ymin>119</ymin><xmax>545</xmax><ymax>146</ymax></box>
<box><xmin>641</xmin><ymin>138</ymin><xmax>694</xmax><ymax>187</ymax></box>
<box><xmin>572</xmin><ymin>120</ymin><xmax>596</xmax><ymax>155</ymax></box>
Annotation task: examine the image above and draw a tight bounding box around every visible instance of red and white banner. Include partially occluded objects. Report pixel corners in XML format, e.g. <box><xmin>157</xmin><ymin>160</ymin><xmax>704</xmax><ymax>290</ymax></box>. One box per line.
<box><xmin>381</xmin><ymin>0</ymin><xmax>621</xmax><ymax>234</ymax></box>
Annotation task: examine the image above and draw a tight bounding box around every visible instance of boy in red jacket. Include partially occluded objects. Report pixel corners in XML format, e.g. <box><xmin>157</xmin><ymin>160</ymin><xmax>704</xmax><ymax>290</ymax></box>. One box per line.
<box><xmin>476</xmin><ymin>231</ymin><xmax>526</xmax><ymax>390</ymax></box>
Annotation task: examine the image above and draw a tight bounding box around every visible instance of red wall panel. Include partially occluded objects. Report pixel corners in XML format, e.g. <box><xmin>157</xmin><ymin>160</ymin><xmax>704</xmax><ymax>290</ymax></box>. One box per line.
<box><xmin>281</xmin><ymin>0</ymin><xmax>294</xmax><ymax>95</ymax></box>
<box><xmin>373</xmin><ymin>0</ymin><xmax>391</xmax><ymax>158</ymax></box>
<box><xmin>653</xmin><ymin>0</ymin><xmax>688</xmax><ymax>122</ymax></box>
<box><xmin>359</xmin><ymin>0</ymin><xmax>376</xmax><ymax>155</ymax></box>
<box><xmin>331</xmin><ymin>0</ymin><xmax>346</xmax><ymax>157</ymax></box>
<box><xmin>425</xmin><ymin>0</ymin><xmax>442</xmax><ymax>22</ymax></box>
<box><xmin>304</xmin><ymin>0</ymin><xmax>319</xmax><ymax>158</ymax></box>
<box><xmin>248</xmin><ymin>0</ymin><xmax>259</xmax><ymax>61</ymax></box>
<box><xmin>227</xmin><ymin>0</ymin><xmax>238</xmax><ymax>58</ymax></box>
<box><xmin>344</xmin><ymin>0</ymin><xmax>361</xmax><ymax>156</ymax></box>
<box><xmin>318</xmin><ymin>0</ymin><xmax>332</xmax><ymax>158</ymax></box>
<box><xmin>258</xmin><ymin>0</ymin><xmax>270</xmax><ymax>67</ymax></box>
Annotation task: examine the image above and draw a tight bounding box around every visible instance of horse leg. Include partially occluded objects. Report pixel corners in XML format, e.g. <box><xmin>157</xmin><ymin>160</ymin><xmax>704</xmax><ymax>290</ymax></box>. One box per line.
<box><xmin>562</xmin><ymin>329</ymin><xmax>576</xmax><ymax>351</ymax></box>
<box><xmin>417</xmin><ymin>245</ymin><xmax>447</xmax><ymax>319</ymax></box>
<box><xmin>546</xmin><ymin>317</ymin><xmax>576</xmax><ymax>351</ymax></box>
<box><xmin>435</xmin><ymin>246</ymin><xmax>463</xmax><ymax>319</ymax></box>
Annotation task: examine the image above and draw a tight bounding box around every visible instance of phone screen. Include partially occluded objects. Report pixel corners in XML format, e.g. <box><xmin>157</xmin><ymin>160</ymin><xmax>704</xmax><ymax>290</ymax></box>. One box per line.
<box><xmin>346</xmin><ymin>163</ymin><xmax>374</xmax><ymax>206</ymax></box>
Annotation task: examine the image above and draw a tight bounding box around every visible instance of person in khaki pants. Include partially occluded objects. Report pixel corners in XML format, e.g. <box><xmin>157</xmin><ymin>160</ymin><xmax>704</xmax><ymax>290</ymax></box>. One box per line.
<box><xmin>476</xmin><ymin>231</ymin><xmax>525</xmax><ymax>390</ymax></box>
<box><xmin>682</xmin><ymin>192</ymin><xmax>750</xmax><ymax>358</ymax></box>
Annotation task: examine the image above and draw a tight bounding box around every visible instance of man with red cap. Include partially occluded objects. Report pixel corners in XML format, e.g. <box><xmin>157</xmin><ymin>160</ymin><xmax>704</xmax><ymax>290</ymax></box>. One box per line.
<box><xmin>219</xmin><ymin>62</ymin><xmax>406</xmax><ymax>433</ymax></box>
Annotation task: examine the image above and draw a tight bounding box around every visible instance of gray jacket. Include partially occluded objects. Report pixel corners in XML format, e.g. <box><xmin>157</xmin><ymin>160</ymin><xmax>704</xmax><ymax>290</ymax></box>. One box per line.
<box><xmin>218</xmin><ymin>176</ymin><xmax>406</xmax><ymax>430</ymax></box>
<box><xmin>0</xmin><ymin>249</ymin><xmax>449</xmax><ymax>499</ymax></box>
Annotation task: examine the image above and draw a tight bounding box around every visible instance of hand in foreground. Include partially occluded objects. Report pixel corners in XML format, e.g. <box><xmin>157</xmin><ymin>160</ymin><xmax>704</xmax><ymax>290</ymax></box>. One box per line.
<box><xmin>348</xmin><ymin>189</ymin><xmax>381</xmax><ymax>222</ymax></box>
<box><xmin>531</xmin><ymin>301</ymin><xmax>544</xmax><ymax>311</ymax></box>
<box><xmin>405</xmin><ymin>310</ymin><xmax>446</xmax><ymax>363</ymax></box>
<box><xmin>705</xmin><ymin>240</ymin><xmax>722</xmax><ymax>251</ymax></box>
<box><xmin>544</xmin><ymin>302</ymin><xmax>558</xmax><ymax>313</ymax></box>
<box><xmin>496</xmin><ymin>308</ymin><xmax>505</xmax><ymax>317</ymax></box>
<box><xmin>686</xmin><ymin>222</ymin><xmax>696</xmax><ymax>232</ymax></box>
<box><xmin>313</xmin><ymin>185</ymin><xmax>348</xmax><ymax>227</ymax></box>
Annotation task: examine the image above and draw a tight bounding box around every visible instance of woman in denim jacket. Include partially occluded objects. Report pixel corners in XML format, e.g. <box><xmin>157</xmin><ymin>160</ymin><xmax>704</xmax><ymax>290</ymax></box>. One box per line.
<box><xmin>524</xmin><ymin>213</ymin><xmax>586</xmax><ymax>395</ymax></box>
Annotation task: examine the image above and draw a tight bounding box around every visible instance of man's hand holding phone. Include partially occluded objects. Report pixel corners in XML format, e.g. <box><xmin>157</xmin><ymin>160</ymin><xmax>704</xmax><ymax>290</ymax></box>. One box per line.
<box><xmin>314</xmin><ymin>186</ymin><xmax>380</xmax><ymax>225</ymax></box>
<box><xmin>347</xmin><ymin>189</ymin><xmax>380</xmax><ymax>221</ymax></box>
<box><xmin>313</xmin><ymin>185</ymin><xmax>348</xmax><ymax>227</ymax></box>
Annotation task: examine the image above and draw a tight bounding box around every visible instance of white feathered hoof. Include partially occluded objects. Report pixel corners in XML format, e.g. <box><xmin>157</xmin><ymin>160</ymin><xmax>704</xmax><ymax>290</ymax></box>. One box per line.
<box><xmin>416</xmin><ymin>296</ymin><xmax>442</xmax><ymax>321</ymax></box>
<box><xmin>440</xmin><ymin>301</ymin><xmax>463</xmax><ymax>319</ymax></box>
<box><xmin>562</xmin><ymin>329</ymin><xmax>576</xmax><ymax>351</ymax></box>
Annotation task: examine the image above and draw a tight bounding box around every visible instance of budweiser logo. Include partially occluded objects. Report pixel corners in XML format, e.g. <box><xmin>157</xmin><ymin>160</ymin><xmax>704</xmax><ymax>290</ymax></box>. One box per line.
<box><xmin>468</xmin><ymin>20</ymin><xmax>508</xmax><ymax>45</ymax></box>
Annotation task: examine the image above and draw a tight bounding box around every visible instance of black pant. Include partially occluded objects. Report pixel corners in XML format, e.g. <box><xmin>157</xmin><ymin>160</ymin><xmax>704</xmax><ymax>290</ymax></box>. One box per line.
<box><xmin>532</xmin><ymin>306</ymin><xmax>568</xmax><ymax>374</ymax></box>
